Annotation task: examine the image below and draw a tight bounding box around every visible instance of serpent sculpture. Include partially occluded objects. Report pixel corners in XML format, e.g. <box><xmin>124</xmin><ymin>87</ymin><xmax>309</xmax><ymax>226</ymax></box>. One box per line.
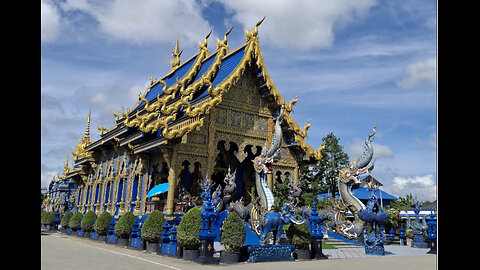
<box><xmin>335</xmin><ymin>122</ymin><xmax>377</xmax><ymax>239</ymax></box>
<box><xmin>252</xmin><ymin>106</ymin><xmax>284</xmax><ymax>213</ymax></box>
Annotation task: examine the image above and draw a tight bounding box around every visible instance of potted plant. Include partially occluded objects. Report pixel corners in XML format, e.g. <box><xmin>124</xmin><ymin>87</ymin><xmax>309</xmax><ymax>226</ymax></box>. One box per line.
<box><xmin>69</xmin><ymin>212</ymin><xmax>83</xmax><ymax>234</ymax></box>
<box><xmin>94</xmin><ymin>211</ymin><xmax>112</xmax><ymax>242</ymax></box>
<box><xmin>141</xmin><ymin>210</ymin><xmax>165</xmax><ymax>253</ymax></box>
<box><xmin>177</xmin><ymin>207</ymin><xmax>202</xmax><ymax>260</ymax></box>
<box><xmin>41</xmin><ymin>211</ymin><xmax>55</xmax><ymax>230</ymax></box>
<box><xmin>220</xmin><ymin>211</ymin><xmax>246</xmax><ymax>264</ymax></box>
<box><xmin>286</xmin><ymin>218</ymin><xmax>312</xmax><ymax>260</ymax></box>
<box><xmin>81</xmin><ymin>211</ymin><xmax>97</xmax><ymax>238</ymax></box>
<box><xmin>60</xmin><ymin>212</ymin><xmax>73</xmax><ymax>232</ymax></box>
<box><xmin>114</xmin><ymin>212</ymin><xmax>136</xmax><ymax>247</ymax></box>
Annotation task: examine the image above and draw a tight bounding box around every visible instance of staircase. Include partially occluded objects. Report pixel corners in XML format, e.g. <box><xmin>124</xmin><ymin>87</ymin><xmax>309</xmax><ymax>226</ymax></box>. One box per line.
<box><xmin>323</xmin><ymin>237</ymin><xmax>358</xmax><ymax>248</ymax></box>
<box><xmin>324</xmin><ymin>232</ymin><xmax>362</xmax><ymax>248</ymax></box>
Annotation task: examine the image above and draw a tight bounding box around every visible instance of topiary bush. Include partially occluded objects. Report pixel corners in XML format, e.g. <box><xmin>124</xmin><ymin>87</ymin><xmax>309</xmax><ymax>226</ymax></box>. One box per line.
<box><xmin>81</xmin><ymin>211</ymin><xmax>97</xmax><ymax>232</ymax></box>
<box><xmin>141</xmin><ymin>210</ymin><xmax>165</xmax><ymax>243</ymax></box>
<box><xmin>177</xmin><ymin>207</ymin><xmax>202</xmax><ymax>250</ymax></box>
<box><xmin>60</xmin><ymin>212</ymin><xmax>74</xmax><ymax>228</ymax></box>
<box><xmin>41</xmin><ymin>211</ymin><xmax>55</xmax><ymax>225</ymax></box>
<box><xmin>286</xmin><ymin>218</ymin><xmax>311</xmax><ymax>250</ymax></box>
<box><xmin>221</xmin><ymin>211</ymin><xmax>246</xmax><ymax>252</ymax></box>
<box><xmin>69</xmin><ymin>212</ymin><xmax>83</xmax><ymax>231</ymax></box>
<box><xmin>114</xmin><ymin>212</ymin><xmax>136</xmax><ymax>238</ymax></box>
<box><xmin>94</xmin><ymin>211</ymin><xmax>113</xmax><ymax>236</ymax></box>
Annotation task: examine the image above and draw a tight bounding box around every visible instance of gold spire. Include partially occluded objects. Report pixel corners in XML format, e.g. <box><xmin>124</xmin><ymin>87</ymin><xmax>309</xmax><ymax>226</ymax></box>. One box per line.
<box><xmin>85</xmin><ymin>108</ymin><xmax>91</xmax><ymax>142</ymax></box>
<box><xmin>63</xmin><ymin>155</ymin><xmax>70</xmax><ymax>176</ymax></box>
<box><xmin>170</xmin><ymin>39</ymin><xmax>183</xmax><ymax>71</ymax></box>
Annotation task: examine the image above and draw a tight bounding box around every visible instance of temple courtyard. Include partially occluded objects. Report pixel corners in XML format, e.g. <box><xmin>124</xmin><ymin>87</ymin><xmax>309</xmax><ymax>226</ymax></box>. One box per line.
<box><xmin>41</xmin><ymin>230</ymin><xmax>436</xmax><ymax>270</ymax></box>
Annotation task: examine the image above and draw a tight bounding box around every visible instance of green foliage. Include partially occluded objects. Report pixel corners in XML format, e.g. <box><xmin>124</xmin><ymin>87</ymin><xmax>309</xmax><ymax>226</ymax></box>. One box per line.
<box><xmin>41</xmin><ymin>211</ymin><xmax>55</xmax><ymax>225</ymax></box>
<box><xmin>69</xmin><ymin>212</ymin><xmax>83</xmax><ymax>231</ymax></box>
<box><xmin>94</xmin><ymin>211</ymin><xmax>113</xmax><ymax>236</ymax></box>
<box><xmin>300</xmin><ymin>132</ymin><xmax>349</xmax><ymax>206</ymax></box>
<box><xmin>81</xmin><ymin>211</ymin><xmax>97</xmax><ymax>232</ymax></box>
<box><xmin>114</xmin><ymin>212</ymin><xmax>136</xmax><ymax>238</ymax></box>
<box><xmin>389</xmin><ymin>194</ymin><xmax>415</xmax><ymax>210</ymax></box>
<box><xmin>272</xmin><ymin>179</ymin><xmax>290</xmax><ymax>211</ymax></box>
<box><xmin>384</xmin><ymin>207</ymin><xmax>401</xmax><ymax>229</ymax></box>
<box><xmin>60</xmin><ymin>212</ymin><xmax>73</xmax><ymax>228</ymax></box>
<box><xmin>220</xmin><ymin>211</ymin><xmax>246</xmax><ymax>252</ymax></box>
<box><xmin>286</xmin><ymin>218</ymin><xmax>311</xmax><ymax>250</ymax></box>
<box><xmin>141</xmin><ymin>210</ymin><xmax>165</xmax><ymax>243</ymax></box>
<box><xmin>177</xmin><ymin>207</ymin><xmax>202</xmax><ymax>250</ymax></box>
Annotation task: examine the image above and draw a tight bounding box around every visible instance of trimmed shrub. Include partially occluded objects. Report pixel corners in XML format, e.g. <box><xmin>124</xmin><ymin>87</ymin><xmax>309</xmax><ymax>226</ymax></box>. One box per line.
<box><xmin>220</xmin><ymin>211</ymin><xmax>246</xmax><ymax>252</ymax></box>
<box><xmin>114</xmin><ymin>212</ymin><xmax>136</xmax><ymax>238</ymax></box>
<box><xmin>60</xmin><ymin>212</ymin><xmax>74</xmax><ymax>228</ymax></box>
<box><xmin>81</xmin><ymin>211</ymin><xmax>97</xmax><ymax>232</ymax></box>
<box><xmin>41</xmin><ymin>211</ymin><xmax>55</xmax><ymax>225</ymax></box>
<box><xmin>94</xmin><ymin>211</ymin><xmax>113</xmax><ymax>236</ymax></box>
<box><xmin>286</xmin><ymin>218</ymin><xmax>311</xmax><ymax>250</ymax></box>
<box><xmin>141</xmin><ymin>210</ymin><xmax>165</xmax><ymax>243</ymax></box>
<box><xmin>69</xmin><ymin>212</ymin><xmax>83</xmax><ymax>231</ymax></box>
<box><xmin>177</xmin><ymin>207</ymin><xmax>202</xmax><ymax>250</ymax></box>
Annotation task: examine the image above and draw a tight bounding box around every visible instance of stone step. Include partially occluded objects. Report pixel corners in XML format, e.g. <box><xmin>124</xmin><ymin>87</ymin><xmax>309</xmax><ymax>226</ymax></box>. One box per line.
<box><xmin>323</xmin><ymin>238</ymin><xmax>357</xmax><ymax>248</ymax></box>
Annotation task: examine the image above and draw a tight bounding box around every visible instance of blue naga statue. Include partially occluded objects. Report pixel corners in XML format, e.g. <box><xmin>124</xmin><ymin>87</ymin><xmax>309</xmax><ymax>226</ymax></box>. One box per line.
<box><xmin>335</xmin><ymin>122</ymin><xmax>377</xmax><ymax>239</ymax></box>
<box><xmin>247</xmin><ymin>105</ymin><xmax>309</xmax><ymax>244</ymax></box>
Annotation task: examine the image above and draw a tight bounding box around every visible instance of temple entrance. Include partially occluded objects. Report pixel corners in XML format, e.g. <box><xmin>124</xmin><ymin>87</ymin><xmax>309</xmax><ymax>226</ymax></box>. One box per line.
<box><xmin>212</xmin><ymin>141</ymin><xmax>240</xmax><ymax>194</ymax></box>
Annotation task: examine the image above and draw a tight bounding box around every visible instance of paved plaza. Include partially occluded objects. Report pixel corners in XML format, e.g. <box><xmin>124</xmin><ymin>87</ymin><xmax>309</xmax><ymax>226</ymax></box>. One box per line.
<box><xmin>41</xmin><ymin>230</ymin><xmax>436</xmax><ymax>270</ymax></box>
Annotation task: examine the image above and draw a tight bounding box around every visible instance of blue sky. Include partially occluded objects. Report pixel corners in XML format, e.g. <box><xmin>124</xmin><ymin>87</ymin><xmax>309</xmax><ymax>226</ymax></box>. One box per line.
<box><xmin>41</xmin><ymin>0</ymin><xmax>437</xmax><ymax>201</ymax></box>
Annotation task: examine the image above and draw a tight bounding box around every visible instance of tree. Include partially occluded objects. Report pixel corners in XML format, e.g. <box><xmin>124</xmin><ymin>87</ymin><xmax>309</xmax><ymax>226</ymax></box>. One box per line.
<box><xmin>300</xmin><ymin>132</ymin><xmax>349</xmax><ymax>205</ymax></box>
<box><xmin>319</xmin><ymin>133</ymin><xmax>350</xmax><ymax>197</ymax></box>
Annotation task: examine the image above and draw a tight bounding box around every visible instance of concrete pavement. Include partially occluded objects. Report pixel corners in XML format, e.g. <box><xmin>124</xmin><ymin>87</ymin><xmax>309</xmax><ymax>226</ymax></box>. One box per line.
<box><xmin>41</xmin><ymin>230</ymin><xmax>436</xmax><ymax>270</ymax></box>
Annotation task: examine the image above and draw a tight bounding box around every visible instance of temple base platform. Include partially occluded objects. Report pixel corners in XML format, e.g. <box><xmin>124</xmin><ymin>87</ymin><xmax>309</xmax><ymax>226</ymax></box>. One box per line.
<box><xmin>247</xmin><ymin>244</ymin><xmax>295</xmax><ymax>263</ymax></box>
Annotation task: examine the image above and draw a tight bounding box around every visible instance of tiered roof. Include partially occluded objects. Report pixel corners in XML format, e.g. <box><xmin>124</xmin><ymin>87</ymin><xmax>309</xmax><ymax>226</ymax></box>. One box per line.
<box><xmin>80</xmin><ymin>18</ymin><xmax>324</xmax><ymax>162</ymax></box>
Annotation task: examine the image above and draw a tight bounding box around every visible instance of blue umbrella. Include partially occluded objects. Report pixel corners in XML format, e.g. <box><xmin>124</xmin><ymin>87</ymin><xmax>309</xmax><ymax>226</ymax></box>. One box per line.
<box><xmin>146</xmin><ymin>183</ymin><xmax>169</xmax><ymax>198</ymax></box>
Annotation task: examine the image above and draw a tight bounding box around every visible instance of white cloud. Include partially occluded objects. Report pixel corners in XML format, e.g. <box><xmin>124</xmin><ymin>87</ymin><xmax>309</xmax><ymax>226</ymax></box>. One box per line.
<box><xmin>60</xmin><ymin>0</ymin><xmax>215</xmax><ymax>45</ymax></box>
<box><xmin>384</xmin><ymin>174</ymin><xmax>436</xmax><ymax>201</ymax></box>
<box><xmin>41</xmin><ymin>170</ymin><xmax>57</xmax><ymax>190</ymax></box>
<box><xmin>396</xmin><ymin>57</ymin><xmax>436</xmax><ymax>89</ymax></box>
<box><xmin>348</xmin><ymin>138</ymin><xmax>394</xmax><ymax>160</ymax></box>
<box><xmin>217</xmin><ymin>0</ymin><xmax>378</xmax><ymax>51</ymax></box>
<box><xmin>41</xmin><ymin>0</ymin><xmax>61</xmax><ymax>42</ymax></box>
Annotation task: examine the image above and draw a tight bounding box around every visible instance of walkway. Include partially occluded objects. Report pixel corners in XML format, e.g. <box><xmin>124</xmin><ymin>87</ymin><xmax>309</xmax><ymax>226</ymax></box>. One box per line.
<box><xmin>41</xmin><ymin>230</ymin><xmax>436</xmax><ymax>270</ymax></box>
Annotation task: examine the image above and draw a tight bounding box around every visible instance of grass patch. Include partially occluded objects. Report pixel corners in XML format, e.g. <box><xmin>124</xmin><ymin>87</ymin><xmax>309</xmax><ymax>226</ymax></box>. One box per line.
<box><xmin>322</xmin><ymin>241</ymin><xmax>337</xmax><ymax>249</ymax></box>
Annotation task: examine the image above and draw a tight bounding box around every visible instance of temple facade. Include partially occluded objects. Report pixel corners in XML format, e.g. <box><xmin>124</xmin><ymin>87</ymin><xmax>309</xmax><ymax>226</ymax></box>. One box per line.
<box><xmin>62</xmin><ymin>21</ymin><xmax>324</xmax><ymax>218</ymax></box>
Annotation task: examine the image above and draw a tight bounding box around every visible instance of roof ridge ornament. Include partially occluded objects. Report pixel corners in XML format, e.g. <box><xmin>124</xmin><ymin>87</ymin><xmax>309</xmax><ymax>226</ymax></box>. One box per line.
<box><xmin>217</xmin><ymin>26</ymin><xmax>233</xmax><ymax>53</ymax></box>
<box><xmin>199</xmin><ymin>29</ymin><xmax>213</xmax><ymax>56</ymax></box>
<box><xmin>170</xmin><ymin>39</ymin><xmax>183</xmax><ymax>72</ymax></box>
<box><xmin>244</xmin><ymin>16</ymin><xmax>266</xmax><ymax>42</ymax></box>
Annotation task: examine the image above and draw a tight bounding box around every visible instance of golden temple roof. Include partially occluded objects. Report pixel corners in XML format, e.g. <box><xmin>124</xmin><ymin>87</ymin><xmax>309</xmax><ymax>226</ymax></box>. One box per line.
<box><xmin>83</xmin><ymin>18</ymin><xmax>324</xmax><ymax>161</ymax></box>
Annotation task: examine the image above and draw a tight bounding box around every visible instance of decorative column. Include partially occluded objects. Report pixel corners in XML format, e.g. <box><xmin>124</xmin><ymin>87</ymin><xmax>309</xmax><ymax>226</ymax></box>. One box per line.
<box><xmin>196</xmin><ymin>176</ymin><xmax>219</xmax><ymax>264</ymax></box>
<box><xmin>308</xmin><ymin>199</ymin><xmax>328</xmax><ymax>259</ymax></box>
<box><xmin>426</xmin><ymin>210</ymin><xmax>437</xmax><ymax>254</ymax></box>
<box><xmin>399</xmin><ymin>225</ymin><xmax>406</xmax><ymax>245</ymax></box>
<box><xmin>162</xmin><ymin>148</ymin><xmax>177</xmax><ymax>215</ymax></box>
<box><xmin>266</xmin><ymin>173</ymin><xmax>273</xmax><ymax>191</ymax></box>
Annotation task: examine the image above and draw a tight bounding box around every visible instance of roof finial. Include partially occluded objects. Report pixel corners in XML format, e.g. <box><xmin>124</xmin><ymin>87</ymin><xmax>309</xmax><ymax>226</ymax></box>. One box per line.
<box><xmin>199</xmin><ymin>29</ymin><xmax>212</xmax><ymax>55</ymax></box>
<box><xmin>216</xmin><ymin>26</ymin><xmax>233</xmax><ymax>52</ymax></box>
<box><xmin>85</xmin><ymin>108</ymin><xmax>91</xmax><ymax>142</ymax></box>
<box><xmin>245</xmin><ymin>16</ymin><xmax>266</xmax><ymax>42</ymax></box>
<box><xmin>63</xmin><ymin>155</ymin><xmax>70</xmax><ymax>176</ymax></box>
<box><xmin>170</xmin><ymin>39</ymin><xmax>183</xmax><ymax>70</ymax></box>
